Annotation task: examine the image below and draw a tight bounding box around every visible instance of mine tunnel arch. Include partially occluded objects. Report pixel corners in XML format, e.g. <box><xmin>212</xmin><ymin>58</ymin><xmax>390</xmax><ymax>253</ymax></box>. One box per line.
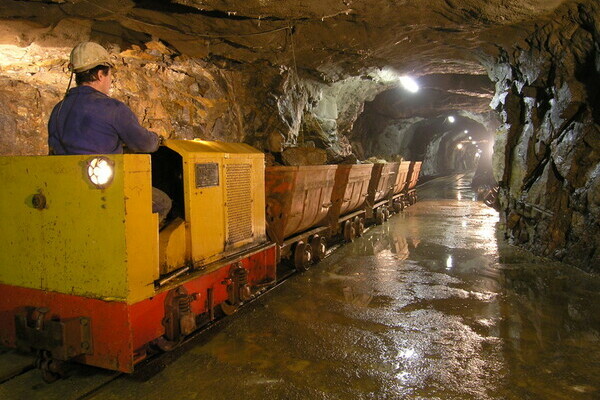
<box><xmin>349</xmin><ymin>79</ymin><xmax>498</xmax><ymax>182</ymax></box>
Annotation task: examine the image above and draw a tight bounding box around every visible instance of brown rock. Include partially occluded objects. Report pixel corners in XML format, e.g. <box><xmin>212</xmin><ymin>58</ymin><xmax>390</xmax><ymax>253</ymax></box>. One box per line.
<box><xmin>281</xmin><ymin>147</ymin><xmax>328</xmax><ymax>166</ymax></box>
<box><xmin>518</xmin><ymin>230</ymin><xmax>529</xmax><ymax>243</ymax></box>
<box><xmin>506</xmin><ymin>211</ymin><xmax>521</xmax><ymax>229</ymax></box>
<box><xmin>267</xmin><ymin>132</ymin><xmax>285</xmax><ymax>153</ymax></box>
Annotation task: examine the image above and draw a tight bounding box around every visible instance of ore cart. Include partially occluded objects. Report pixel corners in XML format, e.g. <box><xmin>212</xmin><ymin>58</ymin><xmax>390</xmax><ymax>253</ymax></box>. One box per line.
<box><xmin>265</xmin><ymin>165</ymin><xmax>337</xmax><ymax>271</ymax></box>
<box><xmin>391</xmin><ymin>161</ymin><xmax>411</xmax><ymax>212</ymax></box>
<box><xmin>365</xmin><ymin>162</ymin><xmax>399</xmax><ymax>224</ymax></box>
<box><xmin>405</xmin><ymin>161</ymin><xmax>422</xmax><ymax>205</ymax></box>
<box><xmin>328</xmin><ymin>164</ymin><xmax>374</xmax><ymax>242</ymax></box>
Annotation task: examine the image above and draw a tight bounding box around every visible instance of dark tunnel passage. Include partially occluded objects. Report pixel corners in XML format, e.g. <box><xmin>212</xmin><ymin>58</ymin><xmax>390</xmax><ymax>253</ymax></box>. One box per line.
<box><xmin>350</xmin><ymin>79</ymin><xmax>497</xmax><ymax>188</ymax></box>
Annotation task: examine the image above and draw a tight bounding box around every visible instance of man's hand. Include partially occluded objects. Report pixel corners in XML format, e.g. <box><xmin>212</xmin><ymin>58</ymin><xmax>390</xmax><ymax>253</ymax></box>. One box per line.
<box><xmin>152</xmin><ymin>126</ymin><xmax>169</xmax><ymax>146</ymax></box>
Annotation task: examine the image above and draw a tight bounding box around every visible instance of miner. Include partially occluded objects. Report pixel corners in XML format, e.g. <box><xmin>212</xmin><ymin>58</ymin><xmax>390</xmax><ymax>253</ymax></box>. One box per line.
<box><xmin>47</xmin><ymin>41</ymin><xmax>171</xmax><ymax>225</ymax></box>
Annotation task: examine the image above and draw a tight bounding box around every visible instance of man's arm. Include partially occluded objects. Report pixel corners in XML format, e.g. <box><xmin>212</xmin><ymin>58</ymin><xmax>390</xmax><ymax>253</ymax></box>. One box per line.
<box><xmin>113</xmin><ymin>102</ymin><xmax>161</xmax><ymax>153</ymax></box>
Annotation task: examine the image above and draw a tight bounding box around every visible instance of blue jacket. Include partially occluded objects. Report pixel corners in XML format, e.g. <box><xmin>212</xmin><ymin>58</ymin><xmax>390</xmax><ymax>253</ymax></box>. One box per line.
<box><xmin>48</xmin><ymin>86</ymin><xmax>160</xmax><ymax>155</ymax></box>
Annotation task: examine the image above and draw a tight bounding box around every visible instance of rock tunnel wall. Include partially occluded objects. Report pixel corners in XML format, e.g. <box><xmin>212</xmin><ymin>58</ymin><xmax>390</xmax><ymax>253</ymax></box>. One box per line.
<box><xmin>0</xmin><ymin>36</ymin><xmax>309</xmax><ymax>156</ymax></box>
<box><xmin>0</xmin><ymin>36</ymin><xmax>382</xmax><ymax>161</ymax></box>
<box><xmin>488</xmin><ymin>1</ymin><xmax>600</xmax><ymax>272</ymax></box>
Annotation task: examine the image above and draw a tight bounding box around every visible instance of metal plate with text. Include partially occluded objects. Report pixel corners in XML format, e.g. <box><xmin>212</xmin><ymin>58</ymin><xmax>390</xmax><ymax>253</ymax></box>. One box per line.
<box><xmin>195</xmin><ymin>163</ymin><xmax>220</xmax><ymax>188</ymax></box>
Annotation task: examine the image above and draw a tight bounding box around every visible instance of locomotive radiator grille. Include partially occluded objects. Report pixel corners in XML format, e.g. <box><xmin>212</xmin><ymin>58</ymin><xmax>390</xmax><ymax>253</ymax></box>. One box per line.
<box><xmin>225</xmin><ymin>164</ymin><xmax>253</xmax><ymax>244</ymax></box>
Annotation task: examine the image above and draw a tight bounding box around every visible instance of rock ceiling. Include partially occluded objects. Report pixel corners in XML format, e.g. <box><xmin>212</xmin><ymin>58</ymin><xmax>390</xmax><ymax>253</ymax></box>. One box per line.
<box><xmin>1</xmin><ymin>0</ymin><xmax>572</xmax><ymax>77</ymax></box>
<box><xmin>0</xmin><ymin>0</ymin><xmax>579</xmax><ymax>126</ymax></box>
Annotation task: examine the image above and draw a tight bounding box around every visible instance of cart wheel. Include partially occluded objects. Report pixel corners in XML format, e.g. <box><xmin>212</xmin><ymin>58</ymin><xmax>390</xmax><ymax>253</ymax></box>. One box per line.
<box><xmin>392</xmin><ymin>200</ymin><xmax>401</xmax><ymax>213</ymax></box>
<box><xmin>220</xmin><ymin>301</ymin><xmax>239</xmax><ymax>315</ymax></box>
<box><xmin>383</xmin><ymin>207</ymin><xmax>390</xmax><ymax>221</ymax></box>
<box><xmin>152</xmin><ymin>336</ymin><xmax>183</xmax><ymax>352</ymax></box>
<box><xmin>36</xmin><ymin>350</ymin><xmax>65</xmax><ymax>383</ymax></box>
<box><xmin>310</xmin><ymin>235</ymin><xmax>327</xmax><ymax>263</ymax></box>
<box><xmin>354</xmin><ymin>217</ymin><xmax>364</xmax><ymax>237</ymax></box>
<box><xmin>294</xmin><ymin>241</ymin><xmax>312</xmax><ymax>271</ymax></box>
<box><xmin>375</xmin><ymin>208</ymin><xmax>385</xmax><ymax>225</ymax></box>
<box><xmin>343</xmin><ymin>220</ymin><xmax>356</xmax><ymax>242</ymax></box>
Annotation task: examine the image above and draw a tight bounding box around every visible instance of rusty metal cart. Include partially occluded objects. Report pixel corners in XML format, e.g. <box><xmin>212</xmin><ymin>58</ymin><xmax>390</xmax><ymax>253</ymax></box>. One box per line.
<box><xmin>265</xmin><ymin>165</ymin><xmax>337</xmax><ymax>270</ymax></box>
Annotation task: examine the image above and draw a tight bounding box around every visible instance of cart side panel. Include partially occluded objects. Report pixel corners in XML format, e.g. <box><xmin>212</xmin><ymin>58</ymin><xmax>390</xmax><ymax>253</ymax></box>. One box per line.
<box><xmin>265</xmin><ymin>166</ymin><xmax>297</xmax><ymax>245</ymax></box>
<box><xmin>394</xmin><ymin>161</ymin><xmax>411</xmax><ymax>195</ymax></box>
<box><xmin>285</xmin><ymin>165</ymin><xmax>337</xmax><ymax>238</ymax></box>
<box><xmin>407</xmin><ymin>161</ymin><xmax>422</xmax><ymax>191</ymax></box>
<box><xmin>375</xmin><ymin>162</ymin><xmax>399</xmax><ymax>202</ymax></box>
<box><xmin>340</xmin><ymin>164</ymin><xmax>374</xmax><ymax>216</ymax></box>
<box><xmin>266</xmin><ymin>165</ymin><xmax>337</xmax><ymax>243</ymax></box>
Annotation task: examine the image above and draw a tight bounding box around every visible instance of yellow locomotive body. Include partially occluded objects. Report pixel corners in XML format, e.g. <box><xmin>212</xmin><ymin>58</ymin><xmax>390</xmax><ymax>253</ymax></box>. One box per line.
<box><xmin>0</xmin><ymin>140</ymin><xmax>277</xmax><ymax>374</ymax></box>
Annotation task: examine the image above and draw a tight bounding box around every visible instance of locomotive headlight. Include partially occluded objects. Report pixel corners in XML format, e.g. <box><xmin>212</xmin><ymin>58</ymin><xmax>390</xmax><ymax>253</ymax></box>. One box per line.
<box><xmin>86</xmin><ymin>156</ymin><xmax>114</xmax><ymax>188</ymax></box>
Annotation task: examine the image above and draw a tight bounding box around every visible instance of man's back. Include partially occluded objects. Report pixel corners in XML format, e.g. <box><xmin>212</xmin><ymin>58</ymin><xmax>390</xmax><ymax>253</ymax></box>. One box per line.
<box><xmin>48</xmin><ymin>86</ymin><xmax>159</xmax><ymax>155</ymax></box>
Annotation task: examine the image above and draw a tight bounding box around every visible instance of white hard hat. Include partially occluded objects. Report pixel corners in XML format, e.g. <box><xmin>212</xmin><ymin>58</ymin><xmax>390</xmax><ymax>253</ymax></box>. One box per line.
<box><xmin>69</xmin><ymin>42</ymin><xmax>114</xmax><ymax>73</ymax></box>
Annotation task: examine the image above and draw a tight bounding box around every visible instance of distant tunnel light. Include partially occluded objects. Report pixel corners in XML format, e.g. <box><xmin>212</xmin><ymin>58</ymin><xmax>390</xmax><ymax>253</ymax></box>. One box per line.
<box><xmin>446</xmin><ymin>255</ymin><xmax>453</xmax><ymax>270</ymax></box>
<box><xmin>448</xmin><ymin>115</ymin><xmax>455</xmax><ymax>123</ymax></box>
<box><xmin>456</xmin><ymin>143</ymin><xmax>463</xmax><ymax>150</ymax></box>
<box><xmin>399</xmin><ymin>76</ymin><xmax>419</xmax><ymax>93</ymax></box>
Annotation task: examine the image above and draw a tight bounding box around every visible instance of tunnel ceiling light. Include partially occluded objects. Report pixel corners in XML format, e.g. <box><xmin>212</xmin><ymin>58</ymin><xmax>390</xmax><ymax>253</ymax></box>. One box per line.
<box><xmin>472</xmin><ymin>141</ymin><xmax>477</xmax><ymax>145</ymax></box>
<box><xmin>468</xmin><ymin>136</ymin><xmax>472</xmax><ymax>140</ymax></box>
<box><xmin>446</xmin><ymin>255</ymin><xmax>453</xmax><ymax>270</ymax></box>
<box><xmin>399</xmin><ymin>76</ymin><xmax>419</xmax><ymax>93</ymax></box>
<box><xmin>464</xmin><ymin>130</ymin><xmax>468</xmax><ymax>134</ymax></box>
<box><xmin>456</xmin><ymin>143</ymin><xmax>463</xmax><ymax>149</ymax></box>
<box><xmin>448</xmin><ymin>116</ymin><xmax>455</xmax><ymax>123</ymax></box>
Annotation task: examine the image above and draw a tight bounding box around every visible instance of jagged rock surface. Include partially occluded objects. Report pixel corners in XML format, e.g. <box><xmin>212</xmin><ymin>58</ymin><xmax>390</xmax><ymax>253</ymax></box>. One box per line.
<box><xmin>486</xmin><ymin>1</ymin><xmax>600</xmax><ymax>271</ymax></box>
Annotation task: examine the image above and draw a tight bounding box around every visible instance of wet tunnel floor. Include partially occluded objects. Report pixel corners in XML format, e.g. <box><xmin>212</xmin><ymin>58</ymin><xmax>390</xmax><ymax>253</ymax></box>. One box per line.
<box><xmin>3</xmin><ymin>174</ymin><xmax>600</xmax><ymax>399</ymax></box>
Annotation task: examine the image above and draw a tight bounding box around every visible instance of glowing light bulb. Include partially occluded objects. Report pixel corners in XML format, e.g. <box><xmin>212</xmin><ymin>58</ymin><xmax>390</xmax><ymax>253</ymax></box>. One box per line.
<box><xmin>399</xmin><ymin>76</ymin><xmax>419</xmax><ymax>93</ymax></box>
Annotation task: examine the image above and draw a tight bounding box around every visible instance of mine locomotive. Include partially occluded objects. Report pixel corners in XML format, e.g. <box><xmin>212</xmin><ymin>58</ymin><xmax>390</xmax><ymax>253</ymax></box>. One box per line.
<box><xmin>0</xmin><ymin>139</ymin><xmax>420</xmax><ymax>381</ymax></box>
